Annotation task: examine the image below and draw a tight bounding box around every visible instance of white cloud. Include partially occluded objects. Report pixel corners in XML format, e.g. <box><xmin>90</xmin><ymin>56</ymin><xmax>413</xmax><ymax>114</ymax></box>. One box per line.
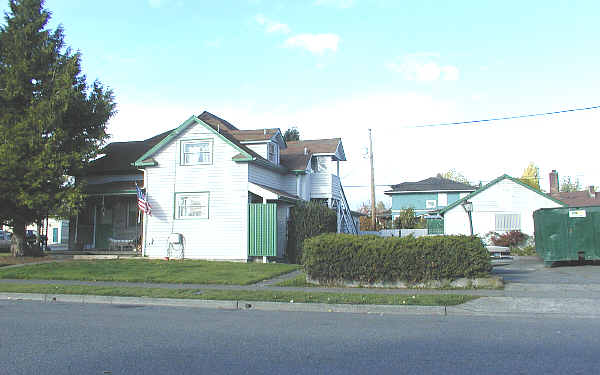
<box><xmin>284</xmin><ymin>33</ymin><xmax>339</xmax><ymax>54</ymax></box>
<box><xmin>387</xmin><ymin>53</ymin><xmax>459</xmax><ymax>82</ymax></box>
<box><xmin>255</xmin><ymin>14</ymin><xmax>291</xmax><ymax>34</ymax></box>
<box><xmin>314</xmin><ymin>0</ymin><xmax>355</xmax><ymax>8</ymax></box>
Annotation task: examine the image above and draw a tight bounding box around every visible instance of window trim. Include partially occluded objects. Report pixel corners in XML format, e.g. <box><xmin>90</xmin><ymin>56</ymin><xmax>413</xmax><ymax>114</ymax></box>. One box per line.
<box><xmin>174</xmin><ymin>192</ymin><xmax>210</xmax><ymax>220</ymax></box>
<box><xmin>180</xmin><ymin>139</ymin><xmax>213</xmax><ymax>166</ymax></box>
<box><xmin>425</xmin><ymin>199</ymin><xmax>437</xmax><ymax>209</ymax></box>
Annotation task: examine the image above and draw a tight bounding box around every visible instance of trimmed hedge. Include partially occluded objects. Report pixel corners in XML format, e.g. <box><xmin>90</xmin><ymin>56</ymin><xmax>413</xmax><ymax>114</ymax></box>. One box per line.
<box><xmin>286</xmin><ymin>201</ymin><xmax>337</xmax><ymax>264</ymax></box>
<box><xmin>302</xmin><ymin>234</ymin><xmax>492</xmax><ymax>283</ymax></box>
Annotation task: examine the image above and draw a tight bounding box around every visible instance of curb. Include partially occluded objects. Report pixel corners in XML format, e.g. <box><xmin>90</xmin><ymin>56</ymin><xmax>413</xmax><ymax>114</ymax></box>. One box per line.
<box><xmin>3</xmin><ymin>292</ymin><xmax>600</xmax><ymax>318</ymax></box>
<box><xmin>0</xmin><ymin>292</ymin><xmax>445</xmax><ymax>315</ymax></box>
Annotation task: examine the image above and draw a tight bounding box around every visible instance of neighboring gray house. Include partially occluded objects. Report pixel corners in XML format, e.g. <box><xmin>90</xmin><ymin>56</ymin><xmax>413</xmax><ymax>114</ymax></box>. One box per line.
<box><xmin>74</xmin><ymin>111</ymin><xmax>356</xmax><ymax>260</ymax></box>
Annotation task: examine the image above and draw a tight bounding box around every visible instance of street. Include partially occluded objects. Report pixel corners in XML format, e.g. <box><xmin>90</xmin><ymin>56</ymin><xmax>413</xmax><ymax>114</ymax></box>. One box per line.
<box><xmin>2</xmin><ymin>300</ymin><xmax>600</xmax><ymax>374</ymax></box>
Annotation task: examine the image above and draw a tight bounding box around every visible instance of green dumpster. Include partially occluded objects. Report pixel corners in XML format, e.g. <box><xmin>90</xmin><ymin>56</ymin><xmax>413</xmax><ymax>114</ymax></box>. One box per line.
<box><xmin>533</xmin><ymin>206</ymin><xmax>600</xmax><ymax>266</ymax></box>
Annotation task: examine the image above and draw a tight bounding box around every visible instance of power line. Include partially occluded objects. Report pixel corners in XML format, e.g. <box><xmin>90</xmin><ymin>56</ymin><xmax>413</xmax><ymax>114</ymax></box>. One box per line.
<box><xmin>407</xmin><ymin>105</ymin><xmax>600</xmax><ymax>129</ymax></box>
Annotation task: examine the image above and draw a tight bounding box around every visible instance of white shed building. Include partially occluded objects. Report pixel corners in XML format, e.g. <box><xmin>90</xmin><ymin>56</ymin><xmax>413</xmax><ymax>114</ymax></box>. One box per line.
<box><xmin>438</xmin><ymin>175</ymin><xmax>566</xmax><ymax>237</ymax></box>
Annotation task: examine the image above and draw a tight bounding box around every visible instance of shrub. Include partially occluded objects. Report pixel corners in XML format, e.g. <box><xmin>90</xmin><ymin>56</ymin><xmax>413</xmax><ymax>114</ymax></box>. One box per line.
<box><xmin>302</xmin><ymin>233</ymin><xmax>492</xmax><ymax>283</ymax></box>
<box><xmin>490</xmin><ymin>230</ymin><xmax>527</xmax><ymax>247</ymax></box>
<box><xmin>393</xmin><ymin>208</ymin><xmax>426</xmax><ymax>229</ymax></box>
<box><xmin>286</xmin><ymin>201</ymin><xmax>337</xmax><ymax>264</ymax></box>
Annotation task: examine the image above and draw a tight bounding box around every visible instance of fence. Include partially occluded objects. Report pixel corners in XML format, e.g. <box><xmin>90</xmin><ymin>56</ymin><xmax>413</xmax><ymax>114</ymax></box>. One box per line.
<box><xmin>358</xmin><ymin>229</ymin><xmax>428</xmax><ymax>238</ymax></box>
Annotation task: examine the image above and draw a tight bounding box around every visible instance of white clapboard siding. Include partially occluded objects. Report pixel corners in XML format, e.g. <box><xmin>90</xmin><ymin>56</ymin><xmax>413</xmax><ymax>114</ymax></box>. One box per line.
<box><xmin>248</xmin><ymin>164</ymin><xmax>292</xmax><ymax>194</ymax></box>
<box><xmin>443</xmin><ymin>178</ymin><xmax>562</xmax><ymax>236</ymax></box>
<box><xmin>310</xmin><ymin>173</ymin><xmax>332</xmax><ymax>199</ymax></box>
<box><xmin>246</xmin><ymin>143</ymin><xmax>268</xmax><ymax>160</ymax></box>
<box><xmin>144</xmin><ymin>123</ymin><xmax>249</xmax><ymax>260</ymax></box>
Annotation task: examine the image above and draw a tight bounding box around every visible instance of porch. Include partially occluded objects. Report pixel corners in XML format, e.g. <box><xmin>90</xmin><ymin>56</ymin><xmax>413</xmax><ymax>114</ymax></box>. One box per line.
<box><xmin>72</xmin><ymin>182</ymin><xmax>142</xmax><ymax>252</ymax></box>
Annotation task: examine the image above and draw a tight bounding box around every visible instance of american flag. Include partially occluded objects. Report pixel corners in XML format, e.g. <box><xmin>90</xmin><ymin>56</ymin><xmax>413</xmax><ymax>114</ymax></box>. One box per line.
<box><xmin>136</xmin><ymin>184</ymin><xmax>152</xmax><ymax>216</ymax></box>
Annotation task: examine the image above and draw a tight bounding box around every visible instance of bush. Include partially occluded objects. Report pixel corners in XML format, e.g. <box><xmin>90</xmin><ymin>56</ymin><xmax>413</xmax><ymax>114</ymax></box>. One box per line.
<box><xmin>490</xmin><ymin>231</ymin><xmax>527</xmax><ymax>247</ymax></box>
<box><xmin>286</xmin><ymin>201</ymin><xmax>337</xmax><ymax>264</ymax></box>
<box><xmin>393</xmin><ymin>208</ymin><xmax>426</xmax><ymax>229</ymax></box>
<box><xmin>303</xmin><ymin>234</ymin><xmax>492</xmax><ymax>283</ymax></box>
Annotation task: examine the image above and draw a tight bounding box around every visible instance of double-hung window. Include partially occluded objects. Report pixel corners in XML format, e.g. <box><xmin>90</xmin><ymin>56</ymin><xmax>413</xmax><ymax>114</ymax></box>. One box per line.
<box><xmin>181</xmin><ymin>140</ymin><xmax>212</xmax><ymax>165</ymax></box>
<box><xmin>175</xmin><ymin>193</ymin><xmax>209</xmax><ymax>219</ymax></box>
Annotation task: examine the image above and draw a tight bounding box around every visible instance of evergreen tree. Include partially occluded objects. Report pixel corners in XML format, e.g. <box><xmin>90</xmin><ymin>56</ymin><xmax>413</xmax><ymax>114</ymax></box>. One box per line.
<box><xmin>283</xmin><ymin>127</ymin><xmax>300</xmax><ymax>141</ymax></box>
<box><xmin>0</xmin><ymin>0</ymin><xmax>116</xmax><ymax>256</ymax></box>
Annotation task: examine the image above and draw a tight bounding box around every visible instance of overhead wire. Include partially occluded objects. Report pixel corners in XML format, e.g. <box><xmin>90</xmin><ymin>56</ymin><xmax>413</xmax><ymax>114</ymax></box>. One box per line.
<box><xmin>406</xmin><ymin>105</ymin><xmax>600</xmax><ymax>129</ymax></box>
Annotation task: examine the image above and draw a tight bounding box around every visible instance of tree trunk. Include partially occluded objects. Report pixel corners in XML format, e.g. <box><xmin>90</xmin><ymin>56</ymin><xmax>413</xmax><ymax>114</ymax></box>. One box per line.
<box><xmin>11</xmin><ymin>218</ymin><xmax>26</xmax><ymax>257</ymax></box>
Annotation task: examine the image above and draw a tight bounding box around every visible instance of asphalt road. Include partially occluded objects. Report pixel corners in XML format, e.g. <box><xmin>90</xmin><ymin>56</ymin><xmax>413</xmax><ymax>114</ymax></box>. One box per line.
<box><xmin>2</xmin><ymin>300</ymin><xmax>600</xmax><ymax>374</ymax></box>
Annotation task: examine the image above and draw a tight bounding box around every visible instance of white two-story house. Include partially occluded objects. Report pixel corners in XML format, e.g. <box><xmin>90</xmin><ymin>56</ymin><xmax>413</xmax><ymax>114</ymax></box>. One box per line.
<box><xmin>74</xmin><ymin>111</ymin><xmax>356</xmax><ymax>261</ymax></box>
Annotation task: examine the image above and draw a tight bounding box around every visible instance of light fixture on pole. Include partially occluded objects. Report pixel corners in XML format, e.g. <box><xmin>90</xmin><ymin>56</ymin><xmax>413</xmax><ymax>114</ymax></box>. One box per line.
<box><xmin>461</xmin><ymin>200</ymin><xmax>474</xmax><ymax>236</ymax></box>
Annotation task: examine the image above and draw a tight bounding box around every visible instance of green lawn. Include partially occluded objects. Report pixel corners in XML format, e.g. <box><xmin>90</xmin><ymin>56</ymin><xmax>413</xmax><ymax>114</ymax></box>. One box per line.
<box><xmin>0</xmin><ymin>283</ymin><xmax>477</xmax><ymax>306</ymax></box>
<box><xmin>0</xmin><ymin>259</ymin><xmax>299</xmax><ymax>285</ymax></box>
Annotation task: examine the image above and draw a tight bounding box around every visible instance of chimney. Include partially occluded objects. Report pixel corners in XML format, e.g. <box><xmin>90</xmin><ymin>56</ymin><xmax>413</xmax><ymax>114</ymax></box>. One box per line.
<box><xmin>589</xmin><ymin>186</ymin><xmax>596</xmax><ymax>199</ymax></box>
<box><xmin>549</xmin><ymin>170</ymin><xmax>559</xmax><ymax>194</ymax></box>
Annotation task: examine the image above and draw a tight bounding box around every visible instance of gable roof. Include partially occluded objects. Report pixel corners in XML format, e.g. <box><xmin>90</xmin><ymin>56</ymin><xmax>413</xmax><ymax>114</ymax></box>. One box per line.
<box><xmin>89</xmin><ymin>111</ymin><xmax>342</xmax><ymax>176</ymax></box>
<box><xmin>551</xmin><ymin>190</ymin><xmax>600</xmax><ymax>207</ymax></box>
<box><xmin>385</xmin><ymin>177</ymin><xmax>476</xmax><ymax>194</ymax></box>
<box><xmin>279</xmin><ymin>138</ymin><xmax>345</xmax><ymax>172</ymax></box>
<box><xmin>438</xmin><ymin>174</ymin><xmax>566</xmax><ymax>215</ymax></box>
<box><xmin>84</xmin><ymin>129</ymin><xmax>172</xmax><ymax>175</ymax></box>
<box><xmin>133</xmin><ymin>114</ymin><xmax>261</xmax><ymax>167</ymax></box>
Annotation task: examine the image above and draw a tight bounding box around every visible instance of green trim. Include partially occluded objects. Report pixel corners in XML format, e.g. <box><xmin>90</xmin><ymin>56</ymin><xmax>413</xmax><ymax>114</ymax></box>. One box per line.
<box><xmin>438</xmin><ymin>174</ymin><xmax>567</xmax><ymax>215</ymax></box>
<box><xmin>135</xmin><ymin>160</ymin><xmax>157</xmax><ymax>167</ymax></box>
<box><xmin>133</xmin><ymin>115</ymin><xmax>253</xmax><ymax>167</ymax></box>
<box><xmin>174</xmin><ymin>191</ymin><xmax>210</xmax><ymax>220</ymax></box>
<box><xmin>289</xmin><ymin>169</ymin><xmax>306</xmax><ymax>175</ymax></box>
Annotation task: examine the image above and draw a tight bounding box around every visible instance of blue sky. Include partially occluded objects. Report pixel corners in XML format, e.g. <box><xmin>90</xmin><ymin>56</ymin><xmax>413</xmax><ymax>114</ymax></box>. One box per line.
<box><xmin>3</xmin><ymin>0</ymin><xmax>599</xmax><ymax>208</ymax></box>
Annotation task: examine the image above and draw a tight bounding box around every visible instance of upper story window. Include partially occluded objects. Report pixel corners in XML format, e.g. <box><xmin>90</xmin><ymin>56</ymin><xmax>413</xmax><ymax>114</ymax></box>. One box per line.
<box><xmin>425</xmin><ymin>200</ymin><xmax>437</xmax><ymax>209</ymax></box>
<box><xmin>267</xmin><ymin>142</ymin><xmax>279</xmax><ymax>164</ymax></box>
<box><xmin>181</xmin><ymin>139</ymin><xmax>212</xmax><ymax>165</ymax></box>
<box><xmin>311</xmin><ymin>156</ymin><xmax>330</xmax><ymax>173</ymax></box>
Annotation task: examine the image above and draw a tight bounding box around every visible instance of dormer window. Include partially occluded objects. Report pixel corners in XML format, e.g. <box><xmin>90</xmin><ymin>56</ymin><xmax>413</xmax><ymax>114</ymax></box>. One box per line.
<box><xmin>268</xmin><ymin>142</ymin><xmax>279</xmax><ymax>164</ymax></box>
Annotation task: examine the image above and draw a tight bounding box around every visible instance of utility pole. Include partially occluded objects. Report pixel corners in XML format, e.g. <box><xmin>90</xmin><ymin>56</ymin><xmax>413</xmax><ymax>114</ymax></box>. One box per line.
<box><xmin>369</xmin><ymin>129</ymin><xmax>376</xmax><ymax>231</ymax></box>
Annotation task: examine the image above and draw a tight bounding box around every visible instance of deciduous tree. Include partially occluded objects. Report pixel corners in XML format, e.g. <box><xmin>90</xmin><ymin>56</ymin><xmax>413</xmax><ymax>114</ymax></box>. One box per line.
<box><xmin>519</xmin><ymin>162</ymin><xmax>540</xmax><ymax>190</ymax></box>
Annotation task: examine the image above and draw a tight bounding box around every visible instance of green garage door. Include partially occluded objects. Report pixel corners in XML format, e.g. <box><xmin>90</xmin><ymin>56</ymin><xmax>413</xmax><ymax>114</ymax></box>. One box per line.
<box><xmin>248</xmin><ymin>203</ymin><xmax>277</xmax><ymax>257</ymax></box>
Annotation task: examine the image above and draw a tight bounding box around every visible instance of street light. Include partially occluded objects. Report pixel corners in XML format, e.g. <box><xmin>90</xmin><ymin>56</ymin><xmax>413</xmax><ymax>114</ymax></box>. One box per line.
<box><xmin>461</xmin><ymin>201</ymin><xmax>474</xmax><ymax>236</ymax></box>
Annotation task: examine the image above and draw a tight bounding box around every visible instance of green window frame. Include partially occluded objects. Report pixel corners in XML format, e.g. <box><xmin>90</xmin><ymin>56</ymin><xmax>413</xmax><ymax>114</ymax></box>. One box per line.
<box><xmin>175</xmin><ymin>192</ymin><xmax>209</xmax><ymax>219</ymax></box>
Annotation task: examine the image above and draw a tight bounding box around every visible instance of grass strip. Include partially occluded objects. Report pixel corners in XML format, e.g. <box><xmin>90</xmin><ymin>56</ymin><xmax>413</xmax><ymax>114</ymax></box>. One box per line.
<box><xmin>0</xmin><ymin>283</ymin><xmax>477</xmax><ymax>306</ymax></box>
<box><xmin>0</xmin><ymin>259</ymin><xmax>299</xmax><ymax>285</ymax></box>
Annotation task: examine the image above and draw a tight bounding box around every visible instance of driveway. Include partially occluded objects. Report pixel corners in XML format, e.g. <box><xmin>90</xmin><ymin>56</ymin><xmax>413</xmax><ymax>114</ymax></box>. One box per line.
<box><xmin>493</xmin><ymin>256</ymin><xmax>600</xmax><ymax>285</ymax></box>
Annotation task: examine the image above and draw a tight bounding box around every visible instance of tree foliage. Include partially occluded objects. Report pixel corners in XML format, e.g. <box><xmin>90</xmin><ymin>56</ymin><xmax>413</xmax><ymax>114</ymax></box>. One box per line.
<box><xmin>392</xmin><ymin>208</ymin><xmax>426</xmax><ymax>229</ymax></box>
<box><xmin>437</xmin><ymin>169</ymin><xmax>471</xmax><ymax>185</ymax></box>
<box><xmin>283</xmin><ymin>127</ymin><xmax>300</xmax><ymax>142</ymax></box>
<box><xmin>560</xmin><ymin>176</ymin><xmax>581</xmax><ymax>192</ymax></box>
<box><xmin>0</xmin><ymin>0</ymin><xmax>116</xmax><ymax>255</ymax></box>
<box><xmin>519</xmin><ymin>162</ymin><xmax>540</xmax><ymax>190</ymax></box>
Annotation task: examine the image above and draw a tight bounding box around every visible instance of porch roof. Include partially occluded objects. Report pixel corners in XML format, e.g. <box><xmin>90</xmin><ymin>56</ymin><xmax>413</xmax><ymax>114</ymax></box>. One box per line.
<box><xmin>84</xmin><ymin>181</ymin><xmax>140</xmax><ymax>196</ymax></box>
<box><xmin>249</xmin><ymin>183</ymin><xmax>300</xmax><ymax>203</ymax></box>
